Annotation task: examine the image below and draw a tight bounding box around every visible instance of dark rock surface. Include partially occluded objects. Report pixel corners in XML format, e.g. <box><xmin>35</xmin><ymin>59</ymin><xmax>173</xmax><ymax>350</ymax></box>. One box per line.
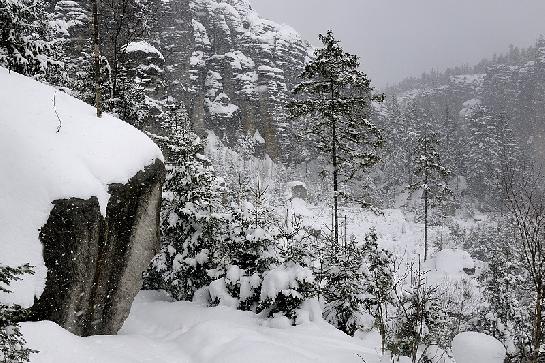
<box><xmin>31</xmin><ymin>159</ymin><xmax>165</xmax><ymax>337</ymax></box>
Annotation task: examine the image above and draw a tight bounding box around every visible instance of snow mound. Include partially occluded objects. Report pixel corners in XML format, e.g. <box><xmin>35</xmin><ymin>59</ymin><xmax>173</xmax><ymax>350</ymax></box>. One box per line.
<box><xmin>432</xmin><ymin>249</ymin><xmax>475</xmax><ymax>275</ymax></box>
<box><xmin>124</xmin><ymin>40</ymin><xmax>164</xmax><ymax>60</ymax></box>
<box><xmin>452</xmin><ymin>332</ymin><xmax>506</xmax><ymax>363</ymax></box>
<box><xmin>0</xmin><ymin>67</ymin><xmax>163</xmax><ymax>307</ymax></box>
<box><xmin>22</xmin><ymin>291</ymin><xmax>380</xmax><ymax>363</ymax></box>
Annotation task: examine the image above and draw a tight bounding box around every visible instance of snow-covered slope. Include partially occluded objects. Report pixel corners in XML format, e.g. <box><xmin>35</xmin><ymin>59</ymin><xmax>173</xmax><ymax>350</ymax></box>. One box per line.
<box><xmin>22</xmin><ymin>291</ymin><xmax>380</xmax><ymax>363</ymax></box>
<box><xmin>0</xmin><ymin>67</ymin><xmax>163</xmax><ymax>307</ymax></box>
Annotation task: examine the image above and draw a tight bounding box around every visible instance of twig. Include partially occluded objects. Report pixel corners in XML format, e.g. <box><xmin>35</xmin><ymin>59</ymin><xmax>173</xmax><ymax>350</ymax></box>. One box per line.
<box><xmin>53</xmin><ymin>91</ymin><xmax>62</xmax><ymax>133</ymax></box>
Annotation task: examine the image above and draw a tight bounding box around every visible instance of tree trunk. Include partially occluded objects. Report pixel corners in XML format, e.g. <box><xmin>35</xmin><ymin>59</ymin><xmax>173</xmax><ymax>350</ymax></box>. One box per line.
<box><xmin>331</xmin><ymin>83</ymin><xmax>339</xmax><ymax>246</ymax></box>
<box><xmin>533</xmin><ymin>283</ymin><xmax>543</xmax><ymax>363</ymax></box>
<box><xmin>424</xmin><ymin>187</ymin><xmax>428</xmax><ymax>261</ymax></box>
<box><xmin>93</xmin><ymin>0</ymin><xmax>102</xmax><ymax>117</ymax></box>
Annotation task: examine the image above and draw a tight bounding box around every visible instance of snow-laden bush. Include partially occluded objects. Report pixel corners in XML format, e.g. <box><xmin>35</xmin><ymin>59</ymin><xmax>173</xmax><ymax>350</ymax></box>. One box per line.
<box><xmin>323</xmin><ymin>230</ymin><xmax>395</xmax><ymax>338</ymax></box>
<box><xmin>207</xmin><ymin>262</ymin><xmax>317</xmax><ymax>325</ymax></box>
<box><xmin>258</xmin><ymin>262</ymin><xmax>316</xmax><ymax>322</ymax></box>
<box><xmin>205</xmin><ymin>197</ymin><xmax>319</xmax><ymax>322</ymax></box>
<box><xmin>0</xmin><ymin>264</ymin><xmax>37</xmax><ymax>362</ymax></box>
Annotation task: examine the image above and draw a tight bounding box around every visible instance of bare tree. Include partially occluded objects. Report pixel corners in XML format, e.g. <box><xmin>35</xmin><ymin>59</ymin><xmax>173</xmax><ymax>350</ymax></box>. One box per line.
<box><xmin>503</xmin><ymin>165</ymin><xmax>545</xmax><ymax>363</ymax></box>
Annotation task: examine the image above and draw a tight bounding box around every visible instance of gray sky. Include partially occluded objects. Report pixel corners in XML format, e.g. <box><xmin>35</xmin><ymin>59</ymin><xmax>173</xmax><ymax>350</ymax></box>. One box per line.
<box><xmin>249</xmin><ymin>0</ymin><xmax>545</xmax><ymax>88</ymax></box>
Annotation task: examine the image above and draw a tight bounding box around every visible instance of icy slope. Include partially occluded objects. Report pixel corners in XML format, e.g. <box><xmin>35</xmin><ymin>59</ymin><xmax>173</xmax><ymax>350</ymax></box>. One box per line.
<box><xmin>22</xmin><ymin>291</ymin><xmax>381</xmax><ymax>363</ymax></box>
<box><xmin>0</xmin><ymin>67</ymin><xmax>163</xmax><ymax>307</ymax></box>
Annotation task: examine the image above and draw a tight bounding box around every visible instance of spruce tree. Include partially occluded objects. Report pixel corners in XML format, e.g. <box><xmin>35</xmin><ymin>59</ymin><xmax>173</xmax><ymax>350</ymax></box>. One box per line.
<box><xmin>322</xmin><ymin>235</ymin><xmax>367</xmax><ymax>336</ymax></box>
<box><xmin>0</xmin><ymin>264</ymin><xmax>37</xmax><ymax>363</ymax></box>
<box><xmin>388</xmin><ymin>261</ymin><xmax>447</xmax><ymax>363</ymax></box>
<box><xmin>288</xmin><ymin>30</ymin><xmax>384</xmax><ymax>246</ymax></box>
<box><xmin>361</xmin><ymin>230</ymin><xmax>395</xmax><ymax>352</ymax></box>
<box><xmin>410</xmin><ymin>131</ymin><xmax>451</xmax><ymax>261</ymax></box>
<box><xmin>149</xmin><ymin>105</ymin><xmax>224</xmax><ymax>301</ymax></box>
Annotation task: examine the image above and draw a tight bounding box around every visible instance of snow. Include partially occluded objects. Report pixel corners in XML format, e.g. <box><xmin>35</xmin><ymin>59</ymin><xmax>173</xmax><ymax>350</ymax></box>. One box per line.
<box><xmin>459</xmin><ymin>98</ymin><xmax>482</xmax><ymax>118</ymax></box>
<box><xmin>431</xmin><ymin>249</ymin><xmax>475</xmax><ymax>275</ymax></box>
<box><xmin>259</xmin><ymin>263</ymin><xmax>314</xmax><ymax>301</ymax></box>
<box><xmin>253</xmin><ymin>129</ymin><xmax>265</xmax><ymax>144</ymax></box>
<box><xmin>450</xmin><ymin>74</ymin><xmax>485</xmax><ymax>86</ymax></box>
<box><xmin>0</xmin><ymin>67</ymin><xmax>163</xmax><ymax>307</ymax></box>
<box><xmin>206</xmin><ymin>99</ymin><xmax>239</xmax><ymax>117</ymax></box>
<box><xmin>124</xmin><ymin>41</ymin><xmax>165</xmax><ymax>60</ymax></box>
<box><xmin>21</xmin><ymin>290</ymin><xmax>381</xmax><ymax>363</ymax></box>
<box><xmin>452</xmin><ymin>332</ymin><xmax>506</xmax><ymax>363</ymax></box>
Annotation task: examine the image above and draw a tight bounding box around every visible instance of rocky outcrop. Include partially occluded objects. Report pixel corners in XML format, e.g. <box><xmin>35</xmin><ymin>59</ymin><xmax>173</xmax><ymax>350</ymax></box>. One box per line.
<box><xmin>31</xmin><ymin>159</ymin><xmax>165</xmax><ymax>337</ymax></box>
<box><xmin>167</xmin><ymin>0</ymin><xmax>312</xmax><ymax>159</ymax></box>
<box><xmin>51</xmin><ymin>0</ymin><xmax>312</xmax><ymax>160</ymax></box>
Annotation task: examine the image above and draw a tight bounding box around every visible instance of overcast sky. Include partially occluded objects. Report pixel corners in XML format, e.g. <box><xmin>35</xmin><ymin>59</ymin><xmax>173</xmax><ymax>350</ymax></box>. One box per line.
<box><xmin>249</xmin><ymin>0</ymin><xmax>545</xmax><ymax>88</ymax></box>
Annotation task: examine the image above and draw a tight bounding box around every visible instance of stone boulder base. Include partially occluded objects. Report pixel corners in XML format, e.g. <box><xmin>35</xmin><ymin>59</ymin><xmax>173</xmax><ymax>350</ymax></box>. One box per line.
<box><xmin>31</xmin><ymin>159</ymin><xmax>165</xmax><ymax>337</ymax></box>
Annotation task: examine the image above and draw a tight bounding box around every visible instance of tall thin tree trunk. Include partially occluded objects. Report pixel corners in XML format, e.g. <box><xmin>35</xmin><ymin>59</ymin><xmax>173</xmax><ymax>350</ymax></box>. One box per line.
<box><xmin>331</xmin><ymin>83</ymin><xmax>339</xmax><ymax>246</ymax></box>
<box><xmin>424</xmin><ymin>187</ymin><xmax>428</xmax><ymax>261</ymax></box>
<box><xmin>533</xmin><ymin>282</ymin><xmax>543</xmax><ymax>363</ymax></box>
<box><xmin>423</xmin><ymin>138</ymin><xmax>429</xmax><ymax>261</ymax></box>
<box><xmin>93</xmin><ymin>0</ymin><xmax>102</xmax><ymax>117</ymax></box>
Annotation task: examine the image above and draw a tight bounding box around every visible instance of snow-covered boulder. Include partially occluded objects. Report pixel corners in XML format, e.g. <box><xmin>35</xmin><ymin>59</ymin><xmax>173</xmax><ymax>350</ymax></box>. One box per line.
<box><xmin>452</xmin><ymin>332</ymin><xmax>506</xmax><ymax>363</ymax></box>
<box><xmin>0</xmin><ymin>67</ymin><xmax>165</xmax><ymax>336</ymax></box>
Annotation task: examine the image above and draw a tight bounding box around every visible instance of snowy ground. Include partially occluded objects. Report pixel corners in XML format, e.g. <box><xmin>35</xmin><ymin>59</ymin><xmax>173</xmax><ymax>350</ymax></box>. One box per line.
<box><xmin>18</xmin><ymin>205</ymin><xmax>501</xmax><ymax>363</ymax></box>
<box><xmin>22</xmin><ymin>291</ymin><xmax>382</xmax><ymax>363</ymax></box>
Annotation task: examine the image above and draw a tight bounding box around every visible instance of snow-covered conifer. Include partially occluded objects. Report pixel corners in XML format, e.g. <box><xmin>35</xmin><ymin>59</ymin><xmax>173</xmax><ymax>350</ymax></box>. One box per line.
<box><xmin>148</xmin><ymin>107</ymin><xmax>224</xmax><ymax>301</ymax></box>
<box><xmin>288</xmin><ymin>30</ymin><xmax>384</xmax><ymax>246</ymax></box>
<box><xmin>410</xmin><ymin>131</ymin><xmax>451</xmax><ymax>260</ymax></box>
<box><xmin>387</xmin><ymin>262</ymin><xmax>447</xmax><ymax>363</ymax></box>
<box><xmin>0</xmin><ymin>264</ymin><xmax>37</xmax><ymax>363</ymax></box>
<box><xmin>322</xmin><ymin>234</ymin><xmax>367</xmax><ymax>336</ymax></box>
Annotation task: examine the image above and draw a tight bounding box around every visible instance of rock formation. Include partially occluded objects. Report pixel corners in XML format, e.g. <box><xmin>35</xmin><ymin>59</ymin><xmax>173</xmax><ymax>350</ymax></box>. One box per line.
<box><xmin>31</xmin><ymin>160</ymin><xmax>165</xmax><ymax>336</ymax></box>
<box><xmin>51</xmin><ymin>0</ymin><xmax>313</xmax><ymax>161</ymax></box>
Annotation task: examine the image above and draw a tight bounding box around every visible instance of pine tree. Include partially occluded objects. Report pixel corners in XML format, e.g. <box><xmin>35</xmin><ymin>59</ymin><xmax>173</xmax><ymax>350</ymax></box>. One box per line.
<box><xmin>388</xmin><ymin>261</ymin><xmax>447</xmax><ymax>363</ymax></box>
<box><xmin>410</xmin><ymin>131</ymin><xmax>451</xmax><ymax>261</ymax></box>
<box><xmin>148</xmin><ymin>106</ymin><xmax>224</xmax><ymax>301</ymax></box>
<box><xmin>361</xmin><ymin>230</ymin><xmax>395</xmax><ymax>353</ymax></box>
<box><xmin>322</xmin><ymin>235</ymin><xmax>367</xmax><ymax>336</ymax></box>
<box><xmin>0</xmin><ymin>0</ymin><xmax>57</xmax><ymax>77</ymax></box>
<box><xmin>100</xmin><ymin>0</ymin><xmax>158</xmax><ymax>120</ymax></box>
<box><xmin>288</xmin><ymin>30</ymin><xmax>384</xmax><ymax>246</ymax></box>
<box><xmin>463</xmin><ymin>102</ymin><xmax>502</xmax><ymax>205</ymax></box>
<box><xmin>477</xmin><ymin>230</ymin><xmax>533</xmax><ymax>361</ymax></box>
<box><xmin>322</xmin><ymin>230</ymin><xmax>395</xmax><ymax>339</ymax></box>
<box><xmin>92</xmin><ymin>0</ymin><xmax>103</xmax><ymax>117</ymax></box>
<box><xmin>0</xmin><ymin>264</ymin><xmax>37</xmax><ymax>363</ymax></box>
<box><xmin>440</xmin><ymin>104</ymin><xmax>462</xmax><ymax>176</ymax></box>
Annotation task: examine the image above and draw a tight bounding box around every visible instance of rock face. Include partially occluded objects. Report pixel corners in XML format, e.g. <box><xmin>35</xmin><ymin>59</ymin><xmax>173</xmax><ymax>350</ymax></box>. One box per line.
<box><xmin>162</xmin><ymin>0</ymin><xmax>312</xmax><ymax>160</ymax></box>
<box><xmin>31</xmin><ymin>159</ymin><xmax>165</xmax><ymax>337</ymax></box>
<box><xmin>51</xmin><ymin>0</ymin><xmax>312</xmax><ymax>161</ymax></box>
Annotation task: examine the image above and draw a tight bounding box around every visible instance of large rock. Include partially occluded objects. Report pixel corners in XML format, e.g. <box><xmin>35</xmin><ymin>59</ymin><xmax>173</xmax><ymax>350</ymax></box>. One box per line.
<box><xmin>31</xmin><ymin>159</ymin><xmax>165</xmax><ymax>336</ymax></box>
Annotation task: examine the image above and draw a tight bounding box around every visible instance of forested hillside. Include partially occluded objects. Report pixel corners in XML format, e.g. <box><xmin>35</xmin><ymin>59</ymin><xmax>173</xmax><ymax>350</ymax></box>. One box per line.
<box><xmin>375</xmin><ymin>37</ymin><xmax>545</xmax><ymax>209</ymax></box>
